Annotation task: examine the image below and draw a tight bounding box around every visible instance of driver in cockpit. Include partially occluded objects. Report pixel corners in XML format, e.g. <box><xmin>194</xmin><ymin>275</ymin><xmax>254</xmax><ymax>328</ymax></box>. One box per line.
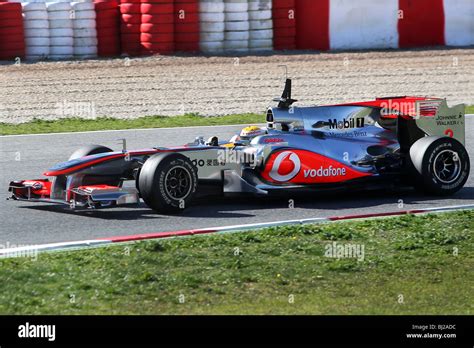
<box><xmin>206</xmin><ymin>125</ymin><xmax>268</xmax><ymax>147</ymax></box>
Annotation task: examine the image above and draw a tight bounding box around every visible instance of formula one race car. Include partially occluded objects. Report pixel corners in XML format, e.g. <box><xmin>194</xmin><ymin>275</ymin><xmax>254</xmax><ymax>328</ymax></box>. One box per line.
<box><xmin>8</xmin><ymin>79</ymin><xmax>470</xmax><ymax>213</ymax></box>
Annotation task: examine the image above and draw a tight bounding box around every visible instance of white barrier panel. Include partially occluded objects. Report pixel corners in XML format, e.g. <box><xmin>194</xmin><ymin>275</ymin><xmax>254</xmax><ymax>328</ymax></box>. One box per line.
<box><xmin>47</xmin><ymin>1</ymin><xmax>73</xmax><ymax>59</ymax></box>
<box><xmin>444</xmin><ymin>0</ymin><xmax>474</xmax><ymax>46</ymax></box>
<box><xmin>248</xmin><ymin>0</ymin><xmax>272</xmax><ymax>51</ymax></box>
<box><xmin>72</xmin><ymin>1</ymin><xmax>97</xmax><ymax>58</ymax></box>
<box><xmin>200</xmin><ymin>0</ymin><xmax>225</xmax><ymax>53</ymax></box>
<box><xmin>249</xmin><ymin>0</ymin><xmax>272</xmax><ymax>11</ymax></box>
<box><xmin>224</xmin><ymin>0</ymin><xmax>249</xmax><ymax>52</ymax></box>
<box><xmin>329</xmin><ymin>0</ymin><xmax>399</xmax><ymax>50</ymax></box>
<box><xmin>22</xmin><ymin>2</ymin><xmax>50</xmax><ymax>60</ymax></box>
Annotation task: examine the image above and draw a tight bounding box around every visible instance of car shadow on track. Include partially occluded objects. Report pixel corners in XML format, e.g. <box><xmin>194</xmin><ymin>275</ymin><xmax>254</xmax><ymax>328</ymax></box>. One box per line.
<box><xmin>183</xmin><ymin>186</ymin><xmax>474</xmax><ymax>217</ymax></box>
<box><xmin>19</xmin><ymin>186</ymin><xmax>474</xmax><ymax>220</ymax></box>
<box><xmin>19</xmin><ymin>203</ymin><xmax>257</xmax><ymax>220</ymax></box>
<box><xmin>18</xmin><ymin>205</ymin><xmax>162</xmax><ymax>220</ymax></box>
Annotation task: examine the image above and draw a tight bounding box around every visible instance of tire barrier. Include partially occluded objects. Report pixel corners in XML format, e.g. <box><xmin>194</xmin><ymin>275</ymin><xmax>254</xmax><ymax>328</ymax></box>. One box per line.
<box><xmin>72</xmin><ymin>1</ymin><xmax>98</xmax><ymax>58</ymax></box>
<box><xmin>0</xmin><ymin>2</ymin><xmax>25</xmax><ymax>61</ymax></box>
<box><xmin>0</xmin><ymin>0</ymin><xmax>473</xmax><ymax>61</ymax></box>
<box><xmin>295</xmin><ymin>0</ymin><xmax>328</xmax><ymax>50</ymax></box>
<box><xmin>120</xmin><ymin>0</ymin><xmax>141</xmax><ymax>56</ymax></box>
<box><xmin>140</xmin><ymin>0</ymin><xmax>175</xmax><ymax>55</ymax></box>
<box><xmin>174</xmin><ymin>0</ymin><xmax>199</xmax><ymax>52</ymax></box>
<box><xmin>248</xmin><ymin>0</ymin><xmax>272</xmax><ymax>51</ymax></box>
<box><xmin>21</xmin><ymin>2</ymin><xmax>49</xmax><ymax>60</ymax></box>
<box><xmin>94</xmin><ymin>0</ymin><xmax>121</xmax><ymax>57</ymax></box>
<box><xmin>199</xmin><ymin>0</ymin><xmax>224</xmax><ymax>53</ymax></box>
<box><xmin>272</xmin><ymin>0</ymin><xmax>295</xmax><ymax>50</ymax></box>
<box><xmin>47</xmin><ymin>1</ymin><xmax>73</xmax><ymax>59</ymax></box>
<box><xmin>223</xmin><ymin>0</ymin><xmax>248</xmax><ymax>52</ymax></box>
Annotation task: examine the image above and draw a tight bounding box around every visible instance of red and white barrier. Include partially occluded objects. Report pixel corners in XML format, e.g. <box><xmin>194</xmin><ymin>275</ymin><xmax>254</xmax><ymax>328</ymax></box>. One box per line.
<box><xmin>295</xmin><ymin>0</ymin><xmax>473</xmax><ymax>51</ymax></box>
<box><xmin>0</xmin><ymin>0</ymin><xmax>472</xmax><ymax>60</ymax></box>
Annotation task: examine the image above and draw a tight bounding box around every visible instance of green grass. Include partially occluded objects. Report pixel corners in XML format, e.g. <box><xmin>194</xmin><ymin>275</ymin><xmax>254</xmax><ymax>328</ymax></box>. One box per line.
<box><xmin>0</xmin><ymin>210</ymin><xmax>472</xmax><ymax>315</ymax></box>
<box><xmin>1</xmin><ymin>105</ymin><xmax>473</xmax><ymax>136</ymax></box>
<box><xmin>0</xmin><ymin>113</ymin><xmax>264</xmax><ymax>136</ymax></box>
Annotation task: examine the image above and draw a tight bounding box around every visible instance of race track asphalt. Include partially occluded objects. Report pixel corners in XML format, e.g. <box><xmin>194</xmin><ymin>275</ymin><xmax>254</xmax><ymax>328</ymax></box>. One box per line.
<box><xmin>1</xmin><ymin>118</ymin><xmax>473</xmax><ymax>246</ymax></box>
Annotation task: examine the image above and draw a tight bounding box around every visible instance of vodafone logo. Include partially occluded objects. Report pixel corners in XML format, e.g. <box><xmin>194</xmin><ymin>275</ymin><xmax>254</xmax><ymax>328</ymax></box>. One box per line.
<box><xmin>269</xmin><ymin>151</ymin><xmax>301</xmax><ymax>182</ymax></box>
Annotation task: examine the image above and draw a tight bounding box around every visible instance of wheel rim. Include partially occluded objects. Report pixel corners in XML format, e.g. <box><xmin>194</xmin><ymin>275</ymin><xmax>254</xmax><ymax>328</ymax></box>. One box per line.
<box><xmin>164</xmin><ymin>165</ymin><xmax>193</xmax><ymax>200</ymax></box>
<box><xmin>432</xmin><ymin>149</ymin><xmax>461</xmax><ymax>184</ymax></box>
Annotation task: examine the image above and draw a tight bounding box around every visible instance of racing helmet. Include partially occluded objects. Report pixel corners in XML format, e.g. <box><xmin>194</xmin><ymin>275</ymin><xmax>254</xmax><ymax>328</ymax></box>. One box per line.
<box><xmin>239</xmin><ymin>126</ymin><xmax>267</xmax><ymax>140</ymax></box>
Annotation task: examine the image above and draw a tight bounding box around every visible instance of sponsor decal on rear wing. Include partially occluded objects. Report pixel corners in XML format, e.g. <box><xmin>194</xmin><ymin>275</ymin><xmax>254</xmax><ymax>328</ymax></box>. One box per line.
<box><xmin>415</xmin><ymin>99</ymin><xmax>465</xmax><ymax>145</ymax></box>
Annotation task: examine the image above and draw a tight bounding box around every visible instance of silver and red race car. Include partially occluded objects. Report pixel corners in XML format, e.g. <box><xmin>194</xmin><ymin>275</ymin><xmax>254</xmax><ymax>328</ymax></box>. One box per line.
<box><xmin>8</xmin><ymin>79</ymin><xmax>470</xmax><ymax>213</ymax></box>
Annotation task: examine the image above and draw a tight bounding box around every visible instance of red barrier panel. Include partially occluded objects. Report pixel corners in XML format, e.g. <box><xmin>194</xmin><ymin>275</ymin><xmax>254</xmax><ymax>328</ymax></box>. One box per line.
<box><xmin>398</xmin><ymin>0</ymin><xmax>445</xmax><ymax>48</ymax></box>
<box><xmin>120</xmin><ymin>0</ymin><xmax>142</xmax><ymax>56</ymax></box>
<box><xmin>273</xmin><ymin>0</ymin><xmax>296</xmax><ymax>50</ymax></box>
<box><xmin>140</xmin><ymin>1</ymin><xmax>175</xmax><ymax>55</ymax></box>
<box><xmin>0</xmin><ymin>2</ymin><xmax>25</xmax><ymax>60</ymax></box>
<box><xmin>295</xmin><ymin>0</ymin><xmax>329</xmax><ymax>50</ymax></box>
<box><xmin>94</xmin><ymin>0</ymin><xmax>121</xmax><ymax>57</ymax></box>
<box><xmin>174</xmin><ymin>0</ymin><xmax>199</xmax><ymax>52</ymax></box>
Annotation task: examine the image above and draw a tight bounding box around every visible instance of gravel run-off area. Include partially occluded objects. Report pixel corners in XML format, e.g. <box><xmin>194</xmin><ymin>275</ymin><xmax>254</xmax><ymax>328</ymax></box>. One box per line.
<box><xmin>0</xmin><ymin>48</ymin><xmax>473</xmax><ymax>124</ymax></box>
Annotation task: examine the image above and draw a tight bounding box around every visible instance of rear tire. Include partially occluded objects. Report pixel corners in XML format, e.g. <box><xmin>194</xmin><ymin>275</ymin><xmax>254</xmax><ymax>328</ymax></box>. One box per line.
<box><xmin>138</xmin><ymin>153</ymin><xmax>198</xmax><ymax>214</ymax></box>
<box><xmin>409</xmin><ymin>136</ymin><xmax>470</xmax><ymax>195</ymax></box>
<box><xmin>69</xmin><ymin>144</ymin><xmax>113</xmax><ymax>160</ymax></box>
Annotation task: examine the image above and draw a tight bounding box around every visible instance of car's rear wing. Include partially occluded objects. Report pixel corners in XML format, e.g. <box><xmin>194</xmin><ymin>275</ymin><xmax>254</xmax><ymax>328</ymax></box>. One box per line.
<box><xmin>415</xmin><ymin>99</ymin><xmax>466</xmax><ymax>145</ymax></box>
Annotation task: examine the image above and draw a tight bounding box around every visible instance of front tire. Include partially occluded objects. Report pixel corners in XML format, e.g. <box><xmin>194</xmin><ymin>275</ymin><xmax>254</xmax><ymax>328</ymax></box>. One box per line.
<box><xmin>409</xmin><ymin>136</ymin><xmax>470</xmax><ymax>195</ymax></box>
<box><xmin>138</xmin><ymin>153</ymin><xmax>198</xmax><ymax>213</ymax></box>
<box><xmin>69</xmin><ymin>144</ymin><xmax>113</xmax><ymax>160</ymax></box>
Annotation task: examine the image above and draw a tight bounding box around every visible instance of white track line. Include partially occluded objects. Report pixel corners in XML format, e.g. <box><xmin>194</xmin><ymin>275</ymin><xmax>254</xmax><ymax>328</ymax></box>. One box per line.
<box><xmin>0</xmin><ymin>240</ymin><xmax>109</xmax><ymax>259</ymax></box>
<box><xmin>211</xmin><ymin>217</ymin><xmax>328</xmax><ymax>232</ymax></box>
